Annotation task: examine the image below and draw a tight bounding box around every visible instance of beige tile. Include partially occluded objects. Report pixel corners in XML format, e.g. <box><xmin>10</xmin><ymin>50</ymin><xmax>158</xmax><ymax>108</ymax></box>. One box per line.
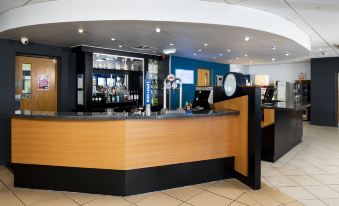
<box><xmin>288</xmin><ymin>175</ymin><xmax>323</xmax><ymax>186</ymax></box>
<box><xmin>285</xmin><ymin>201</ymin><xmax>305</xmax><ymax>206</ymax></box>
<box><xmin>83</xmin><ymin>196</ymin><xmax>130</xmax><ymax>206</ymax></box>
<box><xmin>311</xmin><ymin>174</ymin><xmax>339</xmax><ymax>185</ymax></box>
<box><xmin>297</xmin><ymin>166</ymin><xmax>327</xmax><ymax>175</ymax></box>
<box><xmin>228</xmin><ymin>201</ymin><xmax>247</xmax><ymax>206</ymax></box>
<box><xmin>299</xmin><ymin>199</ymin><xmax>327</xmax><ymax>206</ymax></box>
<box><xmin>278</xmin><ymin>166</ymin><xmax>306</xmax><ymax>175</ymax></box>
<box><xmin>206</xmin><ymin>181</ymin><xmax>244</xmax><ymax>200</ymax></box>
<box><xmin>123</xmin><ymin>192</ymin><xmax>154</xmax><ymax>204</ymax></box>
<box><xmin>245</xmin><ymin>190</ymin><xmax>281</xmax><ymax>206</ymax></box>
<box><xmin>277</xmin><ymin>186</ymin><xmax>316</xmax><ymax>200</ymax></box>
<box><xmin>163</xmin><ymin>186</ymin><xmax>202</xmax><ymax>201</ymax></box>
<box><xmin>30</xmin><ymin>195</ymin><xmax>79</xmax><ymax>206</ymax></box>
<box><xmin>11</xmin><ymin>187</ymin><xmax>62</xmax><ymax>206</ymax></box>
<box><xmin>64</xmin><ymin>192</ymin><xmax>104</xmax><ymax>205</ymax></box>
<box><xmin>322</xmin><ymin>198</ymin><xmax>339</xmax><ymax>206</ymax></box>
<box><xmin>193</xmin><ymin>181</ymin><xmax>219</xmax><ymax>190</ymax></box>
<box><xmin>265</xmin><ymin>175</ymin><xmax>298</xmax><ymax>187</ymax></box>
<box><xmin>225</xmin><ymin>179</ymin><xmax>252</xmax><ymax>192</ymax></box>
<box><xmin>258</xmin><ymin>186</ymin><xmax>295</xmax><ymax>204</ymax></box>
<box><xmin>320</xmin><ymin>166</ymin><xmax>339</xmax><ymax>174</ymax></box>
<box><xmin>187</xmin><ymin>191</ymin><xmax>232</xmax><ymax>206</ymax></box>
<box><xmin>236</xmin><ymin>194</ymin><xmax>261</xmax><ymax>206</ymax></box>
<box><xmin>304</xmin><ymin>185</ymin><xmax>339</xmax><ymax>199</ymax></box>
<box><xmin>136</xmin><ymin>193</ymin><xmax>182</xmax><ymax>206</ymax></box>
<box><xmin>0</xmin><ymin>181</ymin><xmax>11</xmax><ymax>199</ymax></box>
<box><xmin>0</xmin><ymin>167</ymin><xmax>11</xmax><ymax>177</ymax></box>
<box><xmin>0</xmin><ymin>193</ymin><xmax>24</xmax><ymax>206</ymax></box>
<box><xmin>0</xmin><ymin>173</ymin><xmax>13</xmax><ymax>187</ymax></box>
<box><xmin>288</xmin><ymin>159</ymin><xmax>313</xmax><ymax>167</ymax></box>
<box><xmin>261</xmin><ymin>167</ymin><xmax>283</xmax><ymax>177</ymax></box>
<box><xmin>178</xmin><ymin>203</ymin><xmax>192</xmax><ymax>206</ymax></box>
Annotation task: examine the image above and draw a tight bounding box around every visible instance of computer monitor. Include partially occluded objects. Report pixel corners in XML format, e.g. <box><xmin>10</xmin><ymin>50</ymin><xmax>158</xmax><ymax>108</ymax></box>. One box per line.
<box><xmin>263</xmin><ymin>86</ymin><xmax>275</xmax><ymax>104</ymax></box>
<box><xmin>192</xmin><ymin>90</ymin><xmax>211</xmax><ymax>111</ymax></box>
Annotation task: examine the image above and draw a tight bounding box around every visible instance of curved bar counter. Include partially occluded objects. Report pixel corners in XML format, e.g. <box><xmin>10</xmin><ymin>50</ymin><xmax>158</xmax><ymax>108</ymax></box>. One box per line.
<box><xmin>11</xmin><ymin>108</ymin><xmax>254</xmax><ymax>195</ymax></box>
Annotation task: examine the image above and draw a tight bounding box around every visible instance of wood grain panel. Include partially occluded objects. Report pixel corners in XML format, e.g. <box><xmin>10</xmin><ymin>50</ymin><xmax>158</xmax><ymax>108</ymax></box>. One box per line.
<box><xmin>124</xmin><ymin>116</ymin><xmax>236</xmax><ymax>169</ymax></box>
<box><xmin>15</xmin><ymin>56</ymin><xmax>57</xmax><ymax>112</ymax></box>
<box><xmin>213</xmin><ymin>96</ymin><xmax>248</xmax><ymax>176</ymax></box>
<box><xmin>12</xmin><ymin>118</ymin><xmax>126</xmax><ymax>170</ymax></box>
<box><xmin>261</xmin><ymin>109</ymin><xmax>275</xmax><ymax>128</ymax></box>
<box><xmin>197</xmin><ymin>69</ymin><xmax>210</xmax><ymax>86</ymax></box>
<box><xmin>12</xmin><ymin>116</ymin><xmax>238</xmax><ymax>170</ymax></box>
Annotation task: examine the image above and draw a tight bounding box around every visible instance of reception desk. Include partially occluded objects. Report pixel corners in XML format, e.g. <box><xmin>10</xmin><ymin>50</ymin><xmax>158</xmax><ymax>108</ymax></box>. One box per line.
<box><xmin>11</xmin><ymin>95</ymin><xmax>260</xmax><ymax>196</ymax></box>
<box><xmin>261</xmin><ymin>102</ymin><xmax>310</xmax><ymax>162</ymax></box>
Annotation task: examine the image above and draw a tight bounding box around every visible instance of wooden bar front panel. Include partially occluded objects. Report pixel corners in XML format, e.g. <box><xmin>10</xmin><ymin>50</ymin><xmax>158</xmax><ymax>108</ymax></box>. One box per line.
<box><xmin>12</xmin><ymin>116</ymin><xmax>238</xmax><ymax>170</ymax></box>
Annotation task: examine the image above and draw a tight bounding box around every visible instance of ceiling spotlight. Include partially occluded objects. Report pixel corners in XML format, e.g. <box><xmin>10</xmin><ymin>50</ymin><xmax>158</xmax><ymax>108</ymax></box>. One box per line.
<box><xmin>227</xmin><ymin>49</ymin><xmax>231</xmax><ymax>53</ymax></box>
<box><xmin>272</xmin><ymin>58</ymin><xmax>276</xmax><ymax>62</ymax></box>
<box><xmin>318</xmin><ymin>48</ymin><xmax>322</xmax><ymax>51</ymax></box>
<box><xmin>111</xmin><ymin>38</ymin><xmax>116</xmax><ymax>41</ymax></box>
<box><xmin>219</xmin><ymin>53</ymin><xmax>223</xmax><ymax>57</ymax></box>
<box><xmin>244</xmin><ymin>36</ymin><xmax>250</xmax><ymax>42</ymax></box>
<box><xmin>236</xmin><ymin>57</ymin><xmax>240</xmax><ymax>60</ymax></box>
<box><xmin>77</xmin><ymin>28</ymin><xmax>84</xmax><ymax>34</ymax></box>
<box><xmin>193</xmin><ymin>53</ymin><xmax>197</xmax><ymax>56</ymax></box>
<box><xmin>198</xmin><ymin>49</ymin><xmax>202</xmax><ymax>52</ymax></box>
<box><xmin>245</xmin><ymin>54</ymin><xmax>248</xmax><ymax>57</ymax></box>
<box><xmin>272</xmin><ymin>46</ymin><xmax>277</xmax><ymax>50</ymax></box>
<box><xmin>118</xmin><ymin>45</ymin><xmax>123</xmax><ymax>48</ymax></box>
<box><xmin>285</xmin><ymin>52</ymin><xmax>290</xmax><ymax>56</ymax></box>
<box><xmin>169</xmin><ymin>43</ymin><xmax>174</xmax><ymax>46</ymax></box>
<box><xmin>155</xmin><ymin>27</ymin><xmax>161</xmax><ymax>33</ymax></box>
<box><xmin>204</xmin><ymin>43</ymin><xmax>208</xmax><ymax>47</ymax></box>
<box><xmin>213</xmin><ymin>57</ymin><xmax>216</xmax><ymax>60</ymax></box>
<box><xmin>153</xmin><ymin>50</ymin><xmax>157</xmax><ymax>53</ymax></box>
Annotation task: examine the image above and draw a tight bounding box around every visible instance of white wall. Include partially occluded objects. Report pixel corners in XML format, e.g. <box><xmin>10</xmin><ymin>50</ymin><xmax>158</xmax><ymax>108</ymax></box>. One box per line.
<box><xmin>248</xmin><ymin>62</ymin><xmax>311</xmax><ymax>84</ymax></box>
<box><xmin>230</xmin><ymin>64</ymin><xmax>250</xmax><ymax>74</ymax></box>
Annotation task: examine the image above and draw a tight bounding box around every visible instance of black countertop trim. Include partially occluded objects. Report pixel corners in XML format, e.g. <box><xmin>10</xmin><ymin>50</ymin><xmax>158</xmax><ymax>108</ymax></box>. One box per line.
<box><xmin>262</xmin><ymin>102</ymin><xmax>310</xmax><ymax>111</ymax></box>
<box><xmin>12</xmin><ymin>110</ymin><xmax>239</xmax><ymax>120</ymax></box>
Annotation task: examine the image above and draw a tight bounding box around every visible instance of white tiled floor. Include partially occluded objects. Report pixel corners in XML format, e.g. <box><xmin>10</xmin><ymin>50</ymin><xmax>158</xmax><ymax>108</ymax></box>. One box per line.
<box><xmin>0</xmin><ymin>122</ymin><xmax>338</xmax><ymax>205</ymax></box>
<box><xmin>263</xmin><ymin>123</ymin><xmax>339</xmax><ymax>206</ymax></box>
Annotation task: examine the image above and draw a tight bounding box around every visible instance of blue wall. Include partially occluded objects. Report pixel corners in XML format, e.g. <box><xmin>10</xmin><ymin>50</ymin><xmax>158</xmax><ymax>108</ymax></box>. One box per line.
<box><xmin>170</xmin><ymin>56</ymin><xmax>230</xmax><ymax>109</ymax></box>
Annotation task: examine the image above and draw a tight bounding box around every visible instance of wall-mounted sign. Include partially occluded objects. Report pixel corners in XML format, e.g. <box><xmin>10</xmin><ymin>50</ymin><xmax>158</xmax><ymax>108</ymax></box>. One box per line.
<box><xmin>37</xmin><ymin>75</ymin><xmax>49</xmax><ymax>90</ymax></box>
<box><xmin>144</xmin><ymin>79</ymin><xmax>152</xmax><ymax>105</ymax></box>
<box><xmin>167</xmin><ymin>74</ymin><xmax>175</xmax><ymax>82</ymax></box>
<box><xmin>175</xmin><ymin>69</ymin><xmax>194</xmax><ymax>84</ymax></box>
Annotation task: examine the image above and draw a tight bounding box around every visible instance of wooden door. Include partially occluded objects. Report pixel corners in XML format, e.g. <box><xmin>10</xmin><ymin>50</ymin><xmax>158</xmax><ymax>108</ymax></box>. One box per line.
<box><xmin>197</xmin><ymin>68</ymin><xmax>210</xmax><ymax>86</ymax></box>
<box><xmin>15</xmin><ymin>56</ymin><xmax>57</xmax><ymax>112</ymax></box>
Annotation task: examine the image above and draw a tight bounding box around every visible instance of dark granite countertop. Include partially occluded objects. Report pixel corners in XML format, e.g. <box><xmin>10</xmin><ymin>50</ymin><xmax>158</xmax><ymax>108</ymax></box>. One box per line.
<box><xmin>13</xmin><ymin>109</ymin><xmax>239</xmax><ymax>120</ymax></box>
<box><xmin>262</xmin><ymin>101</ymin><xmax>310</xmax><ymax>110</ymax></box>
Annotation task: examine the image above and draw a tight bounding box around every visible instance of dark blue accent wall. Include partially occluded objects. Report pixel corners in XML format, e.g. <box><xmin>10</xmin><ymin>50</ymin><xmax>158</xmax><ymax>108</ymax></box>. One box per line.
<box><xmin>170</xmin><ymin>56</ymin><xmax>230</xmax><ymax>109</ymax></box>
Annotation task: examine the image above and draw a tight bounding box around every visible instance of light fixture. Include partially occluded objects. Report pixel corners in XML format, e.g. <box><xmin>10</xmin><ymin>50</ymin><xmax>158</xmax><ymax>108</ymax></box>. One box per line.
<box><xmin>213</xmin><ymin>57</ymin><xmax>216</xmax><ymax>60</ymax></box>
<box><xmin>198</xmin><ymin>49</ymin><xmax>202</xmax><ymax>52</ymax></box>
<box><xmin>155</xmin><ymin>27</ymin><xmax>161</xmax><ymax>33</ymax></box>
<box><xmin>163</xmin><ymin>48</ymin><xmax>176</xmax><ymax>55</ymax></box>
<box><xmin>318</xmin><ymin>48</ymin><xmax>322</xmax><ymax>51</ymax></box>
<box><xmin>153</xmin><ymin>50</ymin><xmax>157</xmax><ymax>53</ymax></box>
<box><xmin>219</xmin><ymin>53</ymin><xmax>223</xmax><ymax>57</ymax></box>
<box><xmin>227</xmin><ymin>49</ymin><xmax>231</xmax><ymax>52</ymax></box>
<box><xmin>118</xmin><ymin>45</ymin><xmax>123</xmax><ymax>48</ymax></box>
<box><xmin>245</xmin><ymin>54</ymin><xmax>248</xmax><ymax>57</ymax></box>
<box><xmin>272</xmin><ymin>58</ymin><xmax>276</xmax><ymax>62</ymax></box>
<box><xmin>193</xmin><ymin>53</ymin><xmax>197</xmax><ymax>56</ymax></box>
<box><xmin>236</xmin><ymin>57</ymin><xmax>240</xmax><ymax>60</ymax></box>
<box><xmin>77</xmin><ymin>28</ymin><xmax>84</xmax><ymax>34</ymax></box>
<box><xmin>111</xmin><ymin>38</ymin><xmax>116</xmax><ymax>41</ymax></box>
<box><xmin>285</xmin><ymin>52</ymin><xmax>290</xmax><ymax>56</ymax></box>
<box><xmin>244</xmin><ymin>36</ymin><xmax>250</xmax><ymax>42</ymax></box>
<box><xmin>204</xmin><ymin>43</ymin><xmax>208</xmax><ymax>47</ymax></box>
<box><xmin>255</xmin><ymin>75</ymin><xmax>269</xmax><ymax>86</ymax></box>
<box><xmin>272</xmin><ymin>46</ymin><xmax>277</xmax><ymax>50</ymax></box>
<box><xmin>169</xmin><ymin>43</ymin><xmax>174</xmax><ymax>46</ymax></box>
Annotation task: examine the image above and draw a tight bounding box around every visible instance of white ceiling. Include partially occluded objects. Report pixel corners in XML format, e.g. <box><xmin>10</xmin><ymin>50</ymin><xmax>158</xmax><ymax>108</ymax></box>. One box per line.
<box><xmin>0</xmin><ymin>0</ymin><xmax>337</xmax><ymax>63</ymax></box>
<box><xmin>203</xmin><ymin>0</ymin><xmax>339</xmax><ymax>58</ymax></box>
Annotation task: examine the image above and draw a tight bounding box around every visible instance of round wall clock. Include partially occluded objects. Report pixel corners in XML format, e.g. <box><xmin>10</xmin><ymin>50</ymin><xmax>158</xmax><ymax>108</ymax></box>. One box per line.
<box><xmin>222</xmin><ymin>72</ymin><xmax>246</xmax><ymax>97</ymax></box>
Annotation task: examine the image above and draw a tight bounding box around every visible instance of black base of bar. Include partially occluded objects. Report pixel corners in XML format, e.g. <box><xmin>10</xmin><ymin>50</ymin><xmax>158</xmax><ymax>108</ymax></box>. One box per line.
<box><xmin>13</xmin><ymin>157</ymin><xmax>235</xmax><ymax>196</ymax></box>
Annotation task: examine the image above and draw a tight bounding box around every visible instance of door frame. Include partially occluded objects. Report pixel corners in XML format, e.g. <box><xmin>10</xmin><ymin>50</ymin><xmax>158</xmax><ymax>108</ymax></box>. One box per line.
<box><xmin>15</xmin><ymin>53</ymin><xmax>60</xmax><ymax>112</ymax></box>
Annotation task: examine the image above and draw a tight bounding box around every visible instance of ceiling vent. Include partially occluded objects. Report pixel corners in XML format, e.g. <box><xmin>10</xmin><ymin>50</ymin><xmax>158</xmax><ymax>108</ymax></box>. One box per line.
<box><xmin>131</xmin><ymin>45</ymin><xmax>157</xmax><ymax>51</ymax></box>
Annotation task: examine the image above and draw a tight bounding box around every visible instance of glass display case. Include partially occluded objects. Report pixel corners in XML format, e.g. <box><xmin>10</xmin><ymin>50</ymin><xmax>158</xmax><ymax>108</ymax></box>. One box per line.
<box><xmin>148</xmin><ymin>59</ymin><xmax>159</xmax><ymax>106</ymax></box>
<box><xmin>93</xmin><ymin>53</ymin><xmax>143</xmax><ymax>71</ymax></box>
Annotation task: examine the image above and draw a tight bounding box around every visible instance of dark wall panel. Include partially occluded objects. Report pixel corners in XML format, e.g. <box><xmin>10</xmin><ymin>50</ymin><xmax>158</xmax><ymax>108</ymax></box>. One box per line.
<box><xmin>0</xmin><ymin>38</ymin><xmax>76</xmax><ymax>165</ymax></box>
<box><xmin>311</xmin><ymin>58</ymin><xmax>339</xmax><ymax>127</ymax></box>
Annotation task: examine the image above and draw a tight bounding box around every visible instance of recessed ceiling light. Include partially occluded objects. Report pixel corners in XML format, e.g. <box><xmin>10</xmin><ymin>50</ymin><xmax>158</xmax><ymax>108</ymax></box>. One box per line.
<box><xmin>245</xmin><ymin>54</ymin><xmax>248</xmax><ymax>57</ymax></box>
<box><xmin>111</xmin><ymin>38</ymin><xmax>116</xmax><ymax>41</ymax></box>
<box><xmin>236</xmin><ymin>57</ymin><xmax>240</xmax><ymax>60</ymax></box>
<box><xmin>193</xmin><ymin>53</ymin><xmax>197</xmax><ymax>56</ymax></box>
<box><xmin>118</xmin><ymin>45</ymin><xmax>123</xmax><ymax>48</ymax></box>
<box><xmin>318</xmin><ymin>48</ymin><xmax>322</xmax><ymax>51</ymax></box>
<box><xmin>198</xmin><ymin>49</ymin><xmax>202</xmax><ymax>52</ymax></box>
<box><xmin>285</xmin><ymin>52</ymin><xmax>290</xmax><ymax>56</ymax></box>
<box><xmin>219</xmin><ymin>53</ymin><xmax>223</xmax><ymax>57</ymax></box>
<box><xmin>227</xmin><ymin>49</ymin><xmax>231</xmax><ymax>53</ymax></box>
<box><xmin>155</xmin><ymin>27</ymin><xmax>161</xmax><ymax>33</ymax></box>
<box><xmin>169</xmin><ymin>43</ymin><xmax>174</xmax><ymax>46</ymax></box>
<box><xmin>272</xmin><ymin>58</ymin><xmax>276</xmax><ymax>62</ymax></box>
<box><xmin>272</xmin><ymin>46</ymin><xmax>277</xmax><ymax>50</ymax></box>
<box><xmin>213</xmin><ymin>57</ymin><xmax>216</xmax><ymax>60</ymax></box>
<box><xmin>204</xmin><ymin>43</ymin><xmax>208</xmax><ymax>47</ymax></box>
<box><xmin>244</xmin><ymin>36</ymin><xmax>250</xmax><ymax>42</ymax></box>
<box><xmin>77</xmin><ymin>28</ymin><xmax>84</xmax><ymax>34</ymax></box>
<box><xmin>153</xmin><ymin>50</ymin><xmax>157</xmax><ymax>53</ymax></box>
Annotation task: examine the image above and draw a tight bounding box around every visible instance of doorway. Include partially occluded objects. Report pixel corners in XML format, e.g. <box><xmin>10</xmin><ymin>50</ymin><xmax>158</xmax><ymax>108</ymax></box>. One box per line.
<box><xmin>197</xmin><ymin>68</ymin><xmax>210</xmax><ymax>86</ymax></box>
<box><xmin>15</xmin><ymin>56</ymin><xmax>58</xmax><ymax>112</ymax></box>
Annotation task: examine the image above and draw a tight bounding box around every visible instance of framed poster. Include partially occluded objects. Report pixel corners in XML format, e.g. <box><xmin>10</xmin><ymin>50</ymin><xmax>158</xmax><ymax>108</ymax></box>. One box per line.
<box><xmin>175</xmin><ymin>69</ymin><xmax>194</xmax><ymax>84</ymax></box>
<box><xmin>37</xmin><ymin>75</ymin><xmax>49</xmax><ymax>90</ymax></box>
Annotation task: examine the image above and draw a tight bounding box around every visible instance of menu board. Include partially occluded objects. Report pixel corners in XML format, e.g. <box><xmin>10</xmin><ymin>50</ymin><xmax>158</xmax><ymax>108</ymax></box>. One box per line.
<box><xmin>175</xmin><ymin>69</ymin><xmax>194</xmax><ymax>84</ymax></box>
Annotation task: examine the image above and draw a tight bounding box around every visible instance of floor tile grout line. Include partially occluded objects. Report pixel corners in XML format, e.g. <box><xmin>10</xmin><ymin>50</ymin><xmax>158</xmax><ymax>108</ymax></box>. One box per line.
<box><xmin>61</xmin><ymin>192</ymin><xmax>82</xmax><ymax>205</ymax></box>
<box><xmin>0</xmin><ymin>178</ymin><xmax>27</xmax><ymax>206</ymax></box>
